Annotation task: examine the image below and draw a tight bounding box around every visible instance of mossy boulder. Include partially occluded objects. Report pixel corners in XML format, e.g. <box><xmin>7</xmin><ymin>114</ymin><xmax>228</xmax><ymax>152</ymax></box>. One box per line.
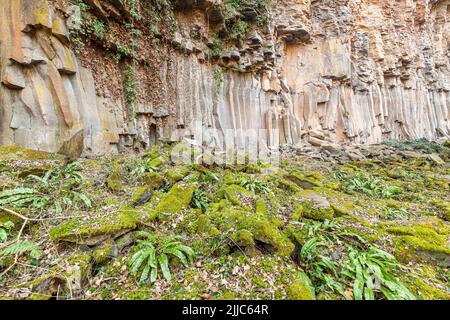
<box><xmin>107</xmin><ymin>167</ymin><xmax>123</xmax><ymax>193</ymax></box>
<box><xmin>294</xmin><ymin>190</ymin><xmax>334</xmax><ymax>221</ymax></box>
<box><xmin>287</xmin><ymin>273</ymin><xmax>315</xmax><ymax>300</ymax></box>
<box><xmin>29</xmin><ymin>252</ymin><xmax>93</xmax><ymax>296</ymax></box>
<box><xmin>143</xmin><ymin>172</ymin><xmax>165</xmax><ymax>189</ymax></box>
<box><xmin>380</xmin><ymin>219</ymin><xmax>450</xmax><ymax>266</ymax></box>
<box><xmin>206</xmin><ymin>202</ymin><xmax>294</xmax><ymax>256</ymax></box>
<box><xmin>285</xmin><ymin>172</ymin><xmax>323</xmax><ymax>189</ymax></box>
<box><xmin>129</xmin><ymin>186</ymin><xmax>153</xmax><ymax>207</ymax></box>
<box><xmin>220</xmin><ymin>184</ymin><xmax>254</xmax><ymax>207</ymax></box>
<box><xmin>163</xmin><ymin>166</ymin><xmax>190</xmax><ymax>183</ymax></box>
<box><xmin>0</xmin><ymin>146</ymin><xmax>61</xmax><ymax>161</ymax></box>
<box><xmin>156</xmin><ymin>182</ymin><xmax>197</xmax><ymax>215</ymax></box>
<box><xmin>49</xmin><ymin>207</ymin><xmax>155</xmax><ymax>245</ymax></box>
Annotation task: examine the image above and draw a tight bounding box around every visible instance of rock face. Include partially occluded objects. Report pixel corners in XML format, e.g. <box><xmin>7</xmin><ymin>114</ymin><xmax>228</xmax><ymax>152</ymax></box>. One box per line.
<box><xmin>0</xmin><ymin>0</ymin><xmax>449</xmax><ymax>157</ymax></box>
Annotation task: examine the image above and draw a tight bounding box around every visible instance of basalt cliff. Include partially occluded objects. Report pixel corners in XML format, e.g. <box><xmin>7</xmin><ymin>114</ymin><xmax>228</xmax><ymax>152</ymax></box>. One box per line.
<box><xmin>0</xmin><ymin>0</ymin><xmax>449</xmax><ymax>157</ymax></box>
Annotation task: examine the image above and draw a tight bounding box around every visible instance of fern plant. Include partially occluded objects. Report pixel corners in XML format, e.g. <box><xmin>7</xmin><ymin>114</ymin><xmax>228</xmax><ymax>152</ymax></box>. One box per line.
<box><xmin>343</xmin><ymin>246</ymin><xmax>415</xmax><ymax>300</ymax></box>
<box><xmin>0</xmin><ymin>240</ymin><xmax>42</xmax><ymax>260</ymax></box>
<box><xmin>297</xmin><ymin>220</ymin><xmax>415</xmax><ymax>300</ymax></box>
<box><xmin>191</xmin><ymin>189</ymin><xmax>210</xmax><ymax>211</ymax></box>
<box><xmin>0</xmin><ymin>162</ymin><xmax>92</xmax><ymax>215</ymax></box>
<box><xmin>238</xmin><ymin>178</ymin><xmax>272</xmax><ymax>194</ymax></box>
<box><xmin>343</xmin><ymin>173</ymin><xmax>401</xmax><ymax>199</ymax></box>
<box><xmin>129</xmin><ymin>232</ymin><xmax>194</xmax><ymax>284</ymax></box>
<box><xmin>0</xmin><ymin>221</ymin><xmax>14</xmax><ymax>243</ymax></box>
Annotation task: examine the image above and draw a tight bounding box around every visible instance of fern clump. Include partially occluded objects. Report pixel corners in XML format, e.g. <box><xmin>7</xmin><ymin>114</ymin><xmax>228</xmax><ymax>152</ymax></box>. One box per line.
<box><xmin>341</xmin><ymin>173</ymin><xmax>401</xmax><ymax>199</ymax></box>
<box><xmin>0</xmin><ymin>162</ymin><xmax>92</xmax><ymax>215</ymax></box>
<box><xmin>0</xmin><ymin>221</ymin><xmax>14</xmax><ymax>243</ymax></box>
<box><xmin>129</xmin><ymin>232</ymin><xmax>194</xmax><ymax>284</ymax></box>
<box><xmin>296</xmin><ymin>220</ymin><xmax>415</xmax><ymax>300</ymax></box>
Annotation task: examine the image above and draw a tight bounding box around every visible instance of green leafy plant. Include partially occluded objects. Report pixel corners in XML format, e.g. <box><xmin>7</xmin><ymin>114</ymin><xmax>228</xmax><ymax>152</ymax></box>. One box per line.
<box><xmin>0</xmin><ymin>221</ymin><xmax>14</xmax><ymax>243</ymax></box>
<box><xmin>383</xmin><ymin>138</ymin><xmax>449</xmax><ymax>154</ymax></box>
<box><xmin>0</xmin><ymin>162</ymin><xmax>92</xmax><ymax>215</ymax></box>
<box><xmin>129</xmin><ymin>232</ymin><xmax>195</xmax><ymax>284</ymax></box>
<box><xmin>123</xmin><ymin>64</ymin><xmax>138</xmax><ymax>119</ymax></box>
<box><xmin>200</xmin><ymin>172</ymin><xmax>220</xmax><ymax>184</ymax></box>
<box><xmin>238</xmin><ymin>178</ymin><xmax>272</xmax><ymax>194</ymax></box>
<box><xmin>0</xmin><ymin>240</ymin><xmax>42</xmax><ymax>261</ymax></box>
<box><xmin>343</xmin><ymin>246</ymin><xmax>415</xmax><ymax>300</ymax></box>
<box><xmin>297</xmin><ymin>220</ymin><xmax>414</xmax><ymax>300</ymax></box>
<box><xmin>213</xmin><ymin>67</ymin><xmax>224</xmax><ymax>93</ymax></box>
<box><xmin>343</xmin><ymin>173</ymin><xmax>401</xmax><ymax>198</ymax></box>
<box><xmin>191</xmin><ymin>189</ymin><xmax>210</xmax><ymax>211</ymax></box>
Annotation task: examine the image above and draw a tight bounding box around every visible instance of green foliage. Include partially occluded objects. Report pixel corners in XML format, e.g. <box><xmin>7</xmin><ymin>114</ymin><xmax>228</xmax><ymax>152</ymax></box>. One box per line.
<box><xmin>343</xmin><ymin>246</ymin><xmax>415</xmax><ymax>300</ymax></box>
<box><xmin>342</xmin><ymin>173</ymin><xmax>401</xmax><ymax>198</ymax></box>
<box><xmin>296</xmin><ymin>220</ymin><xmax>415</xmax><ymax>300</ymax></box>
<box><xmin>237</xmin><ymin>177</ymin><xmax>272</xmax><ymax>194</ymax></box>
<box><xmin>0</xmin><ymin>240</ymin><xmax>42</xmax><ymax>260</ymax></box>
<box><xmin>380</xmin><ymin>207</ymin><xmax>408</xmax><ymax>221</ymax></box>
<box><xmin>213</xmin><ymin>68</ymin><xmax>224</xmax><ymax>93</ymax></box>
<box><xmin>383</xmin><ymin>138</ymin><xmax>449</xmax><ymax>154</ymax></box>
<box><xmin>200</xmin><ymin>172</ymin><xmax>220</xmax><ymax>184</ymax></box>
<box><xmin>219</xmin><ymin>0</ymin><xmax>271</xmax><ymax>44</ymax></box>
<box><xmin>0</xmin><ymin>162</ymin><xmax>92</xmax><ymax>215</ymax></box>
<box><xmin>115</xmin><ymin>44</ymin><xmax>132</xmax><ymax>61</ymax></box>
<box><xmin>191</xmin><ymin>189</ymin><xmax>210</xmax><ymax>211</ymax></box>
<box><xmin>69</xmin><ymin>2</ymin><xmax>107</xmax><ymax>52</ymax></box>
<box><xmin>129</xmin><ymin>232</ymin><xmax>194</xmax><ymax>284</ymax></box>
<box><xmin>211</xmin><ymin>37</ymin><xmax>223</xmax><ymax>58</ymax></box>
<box><xmin>229</xmin><ymin>20</ymin><xmax>248</xmax><ymax>41</ymax></box>
<box><xmin>123</xmin><ymin>64</ymin><xmax>139</xmax><ymax>119</ymax></box>
<box><xmin>0</xmin><ymin>221</ymin><xmax>14</xmax><ymax>243</ymax></box>
<box><xmin>126</xmin><ymin>0</ymin><xmax>141</xmax><ymax>20</ymax></box>
<box><xmin>87</xmin><ymin>19</ymin><xmax>106</xmax><ymax>40</ymax></box>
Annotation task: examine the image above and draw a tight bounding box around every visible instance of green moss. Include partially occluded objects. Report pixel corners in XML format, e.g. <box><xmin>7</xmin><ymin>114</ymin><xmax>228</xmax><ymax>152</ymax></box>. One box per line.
<box><xmin>142</xmin><ymin>171</ymin><xmax>164</xmax><ymax>189</ymax></box>
<box><xmin>294</xmin><ymin>190</ymin><xmax>334</xmax><ymax>222</ymax></box>
<box><xmin>129</xmin><ymin>186</ymin><xmax>152</xmax><ymax>206</ymax></box>
<box><xmin>107</xmin><ymin>166</ymin><xmax>123</xmax><ymax>192</ymax></box>
<box><xmin>206</xmin><ymin>205</ymin><xmax>294</xmax><ymax>256</ymax></box>
<box><xmin>163</xmin><ymin>166</ymin><xmax>190</xmax><ymax>183</ymax></box>
<box><xmin>221</xmin><ymin>184</ymin><xmax>253</xmax><ymax>206</ymax></box>
<box><xmin>285</xmin><ymin>172</ymin><xmax>324</xmax><ymax>189</ymax></box>
<box><xmin>93</xmin><ymin>242</ymin><xmax>113</xmax><ymax>265</ymax></box>
<box><xmin>0</xmin><ymin>146</ymin><xmax>60</xmax><ymax>161</ymax></box>
<box><xmin>49</xmin><ymin>208</ymin><xmax>152</xmax><ymax>243</ymax></box>
<box><xmin>405</xmin><ymin>276</ymin><xmax>450</xmax><ymax>300</ymax></box>
<box><xmin>287</xmin><ymin>274</ymin><xmax>315</xmax><ymax>300</ymax></box>
<box><xmin>215</xmin><ymin>291</ymin><xmax>236</xmax><ymax>300</ymax></box>
<box><xmin>156</xmin><ymin>182</ymin><xmax>197</xmax><ymax>215</ymax></box>
<box><xmin>234</xmin><ymin>229</ymin><xmax>255</xmax><ymax>247</ymax></box>
<box><xmin>380</xmin><ymin>220</ymin><xmax>450</xmax><ymax>264</ymax></box>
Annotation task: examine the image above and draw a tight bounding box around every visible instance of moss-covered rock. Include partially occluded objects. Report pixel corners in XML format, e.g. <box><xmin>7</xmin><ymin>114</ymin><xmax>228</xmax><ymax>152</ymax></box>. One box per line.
<box><xmin>0</xmin><ymin>146</ymin><xmax>60</xmax><ymax>161</ymax></box>
<box><xmin>285</xmin><ymin>172</ymin><xmax>324</xmax><ymax>189</ymax></box>
<box><xmin>93</xmin><ymin>241</ymin><xmax>113</xmax><ymax>265</ymax></box>
<box><xmin>49</xmin><ymin>207</ymin><xmax>155</xmax><ymax>245</ymax></box>
<box><xmin>129</xmin><ymin>186</ymin><xmax>153</xmax><ymax>207</ymax></box>
<box><xmin>142</xmin><ymin>172</ymin><xmax>165</xmax><ymax>189</ymax></box>
<box><xmin>29</xmin><ymin>252</ymin><xmax>93</xmax><ymax>296</ymax></box>
<box><xmin>206</xmin><ymin>203</ymin><xmax>294</xmax><ymax>256</ymax></box>
<box><xmin>379</xmin><ymin>219</ymin><xmax>450</xmax><ymax>265</ymax></box>
<box><xmin>156</xmin><ymin>182</ymin><xmax>197</xmax><ymax>215</ymax></box>
<box><xmin>287</xmin><ymin>274</ymin><xmax>315</xmax><ymax>300</ymax></box>
<box><xmin>107</xmin><ymin>166</ymin><xmax>123</xmax><ymax>193</ymax></box>
<box><xmin>294</xmin><ymin>190</ymin><xmax>334</xmax><ymax>221</ymax></box>
<box><xmin>220</xmin><ymin>184</ymin><xmax>254</xmax><ymax>207</ymax></box>
<box><xmin>163</xmin><ymin>166</ymin><xmax>190</xmax><ymax>183</ymax></box>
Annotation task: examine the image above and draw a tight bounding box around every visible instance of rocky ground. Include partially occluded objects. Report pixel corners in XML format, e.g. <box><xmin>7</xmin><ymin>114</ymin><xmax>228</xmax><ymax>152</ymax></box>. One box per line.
<box><xmin>0</xmin><ymin>139</ymin><xmax>449</xmax><ymax>300</ymax></box>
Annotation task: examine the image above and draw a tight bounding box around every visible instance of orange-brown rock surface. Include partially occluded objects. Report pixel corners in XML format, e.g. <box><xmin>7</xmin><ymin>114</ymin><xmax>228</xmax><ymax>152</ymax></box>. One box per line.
<box><xmin>0</xmin><ymin>0</ymin><xmax>448</xmax><ymax>157</ymax></box>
